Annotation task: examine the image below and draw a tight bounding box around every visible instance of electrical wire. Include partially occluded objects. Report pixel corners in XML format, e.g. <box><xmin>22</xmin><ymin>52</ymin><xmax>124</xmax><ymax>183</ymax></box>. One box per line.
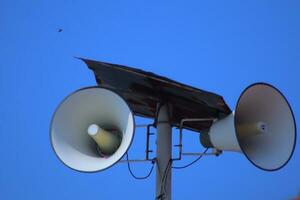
<box><xmin>157</xmin><ymin>148</ymin><xmax>209</xmax><ymax>199</ymax></box>
<box><xmin>156</xmin><ymin>159</ymin><xmax>172</xmax><ymax>200</ymax></box>
<box><xmin>126</xmin><ymin>153</ymin><xmax>155</xmax><ymax>180</ymax></box>
<box><xmin>172</xmin><ymin>148</ymin><xmax>209</xmax><ymax>169</ymax></box>
<box><xmin>156</xmin><ymin>165</ymin><xmax>169</xmax><ymax>199</ymax></box>
<box><xmin>162</xmin><ymin>160</ymin><xmax>172</xmax><ymax>196</ymax></box>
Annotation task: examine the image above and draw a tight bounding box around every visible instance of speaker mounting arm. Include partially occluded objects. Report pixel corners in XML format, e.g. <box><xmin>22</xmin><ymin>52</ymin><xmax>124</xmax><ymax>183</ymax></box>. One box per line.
<box><xmin>119</xmin><ymin>159</ymin><xmax>155</xmax><ymax>163</ymax></box>
<box><xmin>173</xmin><ymin>118</ymin><xmax>217</xmax><ymax>161</ymax></box>
<box><xmin>182</xmin><ymin>149</ymin><xmax>222</xmax><ymax>157</ymax></box>
<box><xmin>117</xmin><ymin>123</ymin><xmax>157</xmax><ymax>163</ymax></box>
<box><xmin>121</xmin><ymin>118</ymin><xmax>220</xmax><ymax>163</ymax></box>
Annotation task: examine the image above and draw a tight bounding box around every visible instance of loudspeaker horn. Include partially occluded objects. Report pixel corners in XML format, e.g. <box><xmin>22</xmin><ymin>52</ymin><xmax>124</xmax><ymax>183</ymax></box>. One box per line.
<box><xmin>202</xmin><ymin>83</ymin><xmax>296</xmax><ymax>171</ymax></box>
<box><xmin>50</xmin><ymin>87</ymin><xmax>135</xmax><ymax>172</ymax></box>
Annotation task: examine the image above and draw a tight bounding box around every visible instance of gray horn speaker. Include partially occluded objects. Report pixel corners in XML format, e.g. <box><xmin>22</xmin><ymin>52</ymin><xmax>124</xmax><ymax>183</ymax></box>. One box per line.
<box><xmin>50</xmin><ymin>87</ymin><xmax>135</xmax><ymax>172</ymax></box>
<box><xmin>201</xmin><ymin>83</ymin><xmax>296</xmax><ymax>171</ymax></box>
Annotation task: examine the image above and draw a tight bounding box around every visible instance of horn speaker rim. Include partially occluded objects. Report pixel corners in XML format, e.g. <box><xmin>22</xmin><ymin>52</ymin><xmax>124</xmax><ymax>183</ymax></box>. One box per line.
<box><xmin>49</xmin><ymin>86</ymin><xmax>136</xmax><ymax>173</ymax></box>
<box><xmin>234</xmin><ymin>82</ymin><xmax>297</xmax><ymax>171</ymax></box>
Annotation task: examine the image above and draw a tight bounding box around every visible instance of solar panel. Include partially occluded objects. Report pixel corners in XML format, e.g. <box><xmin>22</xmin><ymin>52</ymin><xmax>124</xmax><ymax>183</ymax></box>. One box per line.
<box><xmin>81</xmin><ymin>58</ymin><xmax>232</xmax><ymax>132</ymax></box>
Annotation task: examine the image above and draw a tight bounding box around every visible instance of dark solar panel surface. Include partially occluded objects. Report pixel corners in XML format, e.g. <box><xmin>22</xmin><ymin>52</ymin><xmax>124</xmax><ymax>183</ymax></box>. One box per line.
<box><xmin>81</xmin><ymin>58</ymin><xmax>232</xmax><ymax>132</ymax></box>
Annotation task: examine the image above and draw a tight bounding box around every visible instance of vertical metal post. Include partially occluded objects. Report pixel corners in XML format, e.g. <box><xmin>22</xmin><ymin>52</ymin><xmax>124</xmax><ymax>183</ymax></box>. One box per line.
<box><xmin>156</xmin><ymin>104</ymin><xmax>172</xmax><ymax>200</ymax></box>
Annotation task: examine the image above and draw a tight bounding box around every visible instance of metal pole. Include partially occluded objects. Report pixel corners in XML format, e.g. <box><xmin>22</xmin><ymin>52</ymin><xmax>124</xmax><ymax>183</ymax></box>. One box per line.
<box><xmin>156</xmin><ymin>104</ymin><xmax>172</xmax><ymax>200</ymax></box>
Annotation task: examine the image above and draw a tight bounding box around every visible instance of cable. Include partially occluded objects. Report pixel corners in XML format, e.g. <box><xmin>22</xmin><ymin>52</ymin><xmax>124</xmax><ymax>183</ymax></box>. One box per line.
<box><xmin>126</xmin><ymin>153</ymin><xmax>155</xmax><ymax>180</ymax></box>
<box><xmin>156</xmin><ymin>161</ymin><xmax>169</xmax><ymax>199</ymax></box>
<box><xmin>172</xmin><ymin>148</ymin><xmax>209</xmax><ymax>169</ymax></box>
<box><xmin>156</xmin><ymin>159</ymin><xmax>172</xmax><ymax>200</ymax></box>
<box><xmin>162</xmin><ymin>160</ymin><xmax>172</xmax><ymax>195</ymax></box>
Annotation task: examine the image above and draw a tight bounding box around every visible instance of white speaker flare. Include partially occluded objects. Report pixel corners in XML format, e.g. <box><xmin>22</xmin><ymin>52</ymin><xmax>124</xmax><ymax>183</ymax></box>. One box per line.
<box><xmin>205</xmin><ymin>83</ymin><xmax>296</xmax><ymax>171</ymax></box>
<box><xmin>50</xmin><ymin>87</ymin><xmax>135</xmax><ymax>172</ymax></box>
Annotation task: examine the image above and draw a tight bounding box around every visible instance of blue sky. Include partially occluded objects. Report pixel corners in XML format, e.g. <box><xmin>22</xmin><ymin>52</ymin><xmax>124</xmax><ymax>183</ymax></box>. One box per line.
<box><xmin>0</xmin><ymin>1</ymin><xmax>299</xmax><ymax>199</ymax></box>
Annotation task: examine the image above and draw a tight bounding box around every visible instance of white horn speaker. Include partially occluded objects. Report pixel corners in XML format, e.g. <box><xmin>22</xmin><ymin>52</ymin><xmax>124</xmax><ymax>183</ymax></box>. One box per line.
<box><xmin>50</xmin><ymin>87</ymin><xmax>135</xmax><ymax>172</ymax></box>
<box><xmin>205</xmin><ymin>83</ymin><xmax>296</xmax><ymax>171</ymax></box>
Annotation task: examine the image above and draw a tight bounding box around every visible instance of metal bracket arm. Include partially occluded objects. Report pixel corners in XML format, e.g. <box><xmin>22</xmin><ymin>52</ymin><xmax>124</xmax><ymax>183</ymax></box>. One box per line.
<box><xmin>173</xmin><ymin>118</ymin><xmax>216</xmax><ymax>161</ymax></box>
